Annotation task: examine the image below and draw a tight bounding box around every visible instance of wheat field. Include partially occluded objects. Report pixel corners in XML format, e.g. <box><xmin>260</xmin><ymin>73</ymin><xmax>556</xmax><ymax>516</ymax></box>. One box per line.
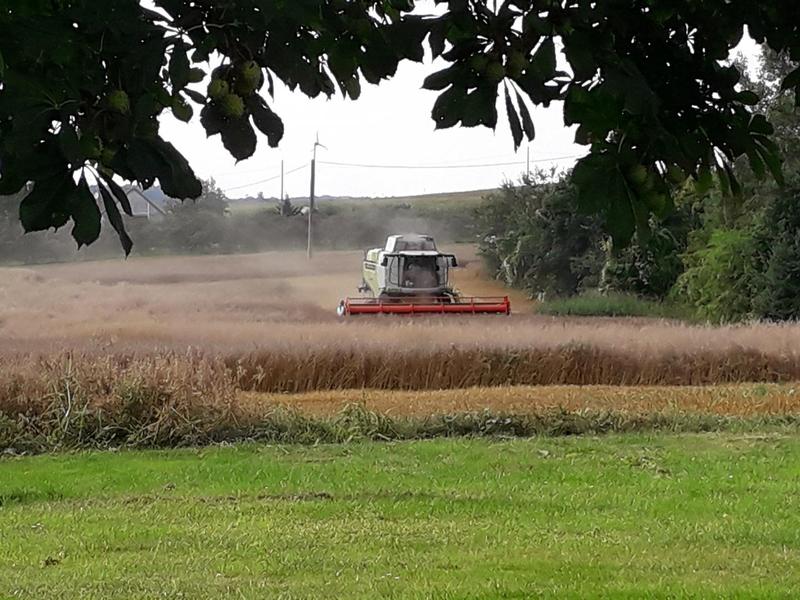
<box><xmin>2</xmin><ymin>246</ymin><xmax>800</xmax><ymax>358</ymax></box>
<box><xmin>2</xmin><ymin>247</ymin><xmax>800</xmax><ymax>420</ymax></box>
<box><xmin>0</xmin><ymin>245</ymin><xmax>534</xmax><ymax>352</ymax></box>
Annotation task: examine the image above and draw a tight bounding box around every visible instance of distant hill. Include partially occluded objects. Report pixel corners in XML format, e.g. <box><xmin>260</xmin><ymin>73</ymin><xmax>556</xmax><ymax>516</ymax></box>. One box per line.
<box><xmin>228</xmin><ymin>188</ymin><xmax>498</xmax><ymax>212</ymax></box>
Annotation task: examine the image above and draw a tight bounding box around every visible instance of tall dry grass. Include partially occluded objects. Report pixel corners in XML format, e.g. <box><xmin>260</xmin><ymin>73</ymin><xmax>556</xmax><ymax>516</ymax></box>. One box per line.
<box><xmin>0</xmin><ymin>353</ymin><xmax>241</xmax><ymax>451</ymax></box>
<box><xmin>230</xmin><ymin>344</ymin><xmax>800</xmax><ymax>391</ymax></box>
<box><xmin>3</xmin><ymin>351</ymin><xmax>800</xmax><ymax>453</ymax></box>
<box><xmin>1</xmin><ymin>339</ymin><xmax>800</xmax><ymax>404</ymax></box>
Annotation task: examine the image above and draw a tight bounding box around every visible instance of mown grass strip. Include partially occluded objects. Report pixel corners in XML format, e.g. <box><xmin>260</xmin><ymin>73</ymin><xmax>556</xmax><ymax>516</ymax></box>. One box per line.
<box><xmin>2</xmin><ymin>435</ymin><xmax>800</xmax><ymax>598</ymax></box>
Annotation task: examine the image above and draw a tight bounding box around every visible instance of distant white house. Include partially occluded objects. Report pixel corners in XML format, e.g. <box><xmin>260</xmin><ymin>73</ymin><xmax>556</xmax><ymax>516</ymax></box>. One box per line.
<box><xmin>125</xmin><ymin>187</ymin><xmax>170</xmax><ymax>221</ymax></box>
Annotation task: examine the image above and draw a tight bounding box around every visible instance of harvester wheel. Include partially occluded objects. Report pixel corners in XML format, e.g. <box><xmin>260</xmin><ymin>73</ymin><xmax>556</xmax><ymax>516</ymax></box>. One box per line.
<box><xmin>336</xmin><ymin>300</ymin><xmax>347</xmax><ymax>318</ymax></box>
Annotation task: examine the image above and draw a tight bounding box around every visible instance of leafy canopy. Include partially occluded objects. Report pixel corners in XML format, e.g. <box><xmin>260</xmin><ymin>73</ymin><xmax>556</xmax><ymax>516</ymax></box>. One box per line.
<box><xmin>1</xmin><ymin>0</ymin><xmax>799</xmax><ymax>253</ymax></box>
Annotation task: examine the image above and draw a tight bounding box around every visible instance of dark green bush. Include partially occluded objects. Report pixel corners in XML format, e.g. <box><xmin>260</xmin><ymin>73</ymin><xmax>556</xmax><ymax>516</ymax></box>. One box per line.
<box><xmin>476</xmin><ymin>175</ymin><xmax>605</xmax><ymax>298</ymax></box>
<box><xmin>673</xmin><ymin>229</ymin><xmax>766</xmax><ymax>323</ymax></box>
<box><xmin>754</xmin><ymin>184</ymin><xmax>800</xmax><ymax>321</ymax></box>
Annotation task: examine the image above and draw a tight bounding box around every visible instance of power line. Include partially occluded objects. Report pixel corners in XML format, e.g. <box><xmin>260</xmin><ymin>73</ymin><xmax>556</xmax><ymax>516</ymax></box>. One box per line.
<box><xmin>216</xmin><ymin>152</ymin><xmax>531</xmax><ymax>177</ymax></box>
<box><xmin>320</xmin><ymin>160</ymin><xmax>525</xmax><ymax>170</ymax></box>
<box><xmin>224</xmin><ymin>164</ymin><xmax>307</xmax><ymax>192</ymax></box>
<box><xmin>317</xmin><ymin>154</ymin><xmax>580</xmax><ymax>170</ymax></box>
<box><xmin>220</xmin><ymin>153</ymin><xmax>582</xmax><ymax>193</ymax></box>
<box><xmin>215</xmin><ymin>165</ymin><xmax>286</xmax><ymax>178</ymax></box>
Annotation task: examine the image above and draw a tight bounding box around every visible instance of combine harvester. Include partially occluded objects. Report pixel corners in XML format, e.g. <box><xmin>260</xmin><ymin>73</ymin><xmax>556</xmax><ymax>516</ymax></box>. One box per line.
<box><xmin>337</xmin><ymin>234</ymin><xmax>511</xmax><ymax>317</ymax></box>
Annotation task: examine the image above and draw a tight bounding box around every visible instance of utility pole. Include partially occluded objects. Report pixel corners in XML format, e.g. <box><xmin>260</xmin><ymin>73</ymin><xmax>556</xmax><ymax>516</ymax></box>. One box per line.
<box><xmin>280</xmin><ymin>159</ymin><xmax>284</xmax><ymax>201</ymax></box>
<box><xmin>308</xmin><ymin>154</ymin><xmax>315</xmax><ymax>260</ymax></box>
<box><xmin>526</xmin><ymin>146</ymin><xmax>530</xmax><ymax>180</ymax></box>
<box><xmin>308</xmin><ymin>135</ymin><xmax>326</xmax><ymax>260</ymax></box>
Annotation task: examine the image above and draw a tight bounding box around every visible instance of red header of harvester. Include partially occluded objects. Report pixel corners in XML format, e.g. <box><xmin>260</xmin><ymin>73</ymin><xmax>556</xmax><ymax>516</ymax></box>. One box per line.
<box><xmin>339</xmin><ymin>296</ymin><xmax>511</xmax><ymax>316</ymax></box>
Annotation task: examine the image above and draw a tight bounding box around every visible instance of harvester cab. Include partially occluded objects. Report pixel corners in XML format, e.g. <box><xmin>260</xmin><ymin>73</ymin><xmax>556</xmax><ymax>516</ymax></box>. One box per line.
<box><xmin>360</xmin><ymin>234</ymin><xmax>458</xmax><ymax>300</ymax></box>
<box><xmin>337</xmin><ymin>234</ymin><xmax>511</xmax><ymax>317</ymax></box>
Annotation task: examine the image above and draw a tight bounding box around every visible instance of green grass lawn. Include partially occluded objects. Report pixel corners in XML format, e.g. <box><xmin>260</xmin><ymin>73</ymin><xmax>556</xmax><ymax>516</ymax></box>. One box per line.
<box><xmin>2</xmin><ymin>434</ymin><xmax>800</xmax><ymax>598</ymax></box>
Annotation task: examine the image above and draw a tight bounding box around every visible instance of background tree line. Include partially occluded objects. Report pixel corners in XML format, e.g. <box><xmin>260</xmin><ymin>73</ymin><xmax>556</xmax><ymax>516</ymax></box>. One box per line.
<box><xmin>0</xmin><ymin>182</ymin><xmax>476</xmax><ymax>265</ymax></box>
<box><xmin>477</xmin><ymin>49</ymin><xmax>800</xmax><ymax>323</ymax></box>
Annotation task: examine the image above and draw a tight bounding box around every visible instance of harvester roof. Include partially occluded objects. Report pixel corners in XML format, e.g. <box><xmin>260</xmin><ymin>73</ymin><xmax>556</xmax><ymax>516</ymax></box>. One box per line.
<box><xmin>385</xmin><ymin>234</ymin><xmax>437</xmax><ymax>252</ymax></box>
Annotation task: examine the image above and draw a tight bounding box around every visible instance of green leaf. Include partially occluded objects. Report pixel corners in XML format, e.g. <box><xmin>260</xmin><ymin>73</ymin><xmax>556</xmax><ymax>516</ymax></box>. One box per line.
<box><xmin>522</xmin><ymin>12</ymin><xmax>551</xmax><ymax>36</ymax></box>
<box><xmin>183</xmin><ymin>88</ymin><xmax>206</xmax><ymax>104</ymax></box>
<box><xmin>746</xmin><ymin>148</ymin><xmax>766</xmax><ymax>180</ymax></box>
<box><xmin>736</xmin><ymin>90</ymin><xmax>759</xmax><ymax>105</ymax></box>
<box><xmin>200</xmin><ymin>104</ymin><xmax>225</xmax><ymax>136</ymax></box>
<box><xmin>171</xmin><ymin>97</ymin><xmax>193</xmax><ymax>122</ymax></box>
<box><xmin>20</xmin><ymin>172</ymin><xmax>72</xmax><ymax>232</ymax></box>
<box><xmin>220</xmin><ymin>119</ymin><xmax>257</xmax><ymax>162</ymax></box>
<box><xmin>432</xmin><ymin>85</ymin><xmax>464</xmax><ymax>129</ymax></box>
<box><xmin>188</xmin><ymin>68</ymin><xmax>205</xmax><ymax>83</ymax></box>
<box><xmin>99</xmin><ymin>172</ymin><xmax>133</xmax><ymax>216</ymax></box>
<box><xmin>388</xmin><ymin>16</ymin><xmax>428</xmax><ymax>62</ymax></box>
<box><xmin>69</xmin><ymin>175</ymin><xmax>102</xmax><ymax>247</ymax></box>
<box><xmin>529</xmin><ymin>38</ymin><xmax>556</xmax><ymax>80</ymax></box>
<box><xmin>169</xmin><ymin>46</ymin><xmax>191</xmax><ymax>90</ymax></box>
<box><xmin>716</xmin><ymin>163</ymin><xmax>732</xmax><ymax>196</ymax></box>
<box><xmin>153</xmin><ymin>86</ymin><xmax>173</xmax><ymax>108</ymax></box>
<box><xmin>428</xmin><ymin>20</ymin><xmax>447</xmax><ymax>58</ymax></box>
<box><xmin>246</xmin><ymin>96</ymin><xmax>284</xmax><ymax>148</ymax></box>
<box><xmin>423</xmin><ymin>66</ymin><xmax>457</xmax><ymax>91</ymax></box>
<box><xmin>150</xmin><ymin>138</ymin><xmax>203</xmax><ymax>198</ymax></box>
<box><xmin>58</xmin><ymin>126</ymin><xmax>82</xmax><ymax>165</ymax></box>
<box><xmin>133</xmin><ymin>94</ymin><xmax>160</xmax><ymax>120</ymax></box>
<box><xmin>564</xmin><ymin>31</ymin><xmax>597</xmax><ymax>81</ymax></box>
<box><xmin>748</xmin><ymin>114</ymin><xmax>774</xmax><ymax>136</ymax></box>
<box><xmin>781</xmin><ymin>67</ymin><xmax>800</xmax><ymax>91</ymax></box>
<box><xmin>723</xmin><ymin>161</ymin><xmax>742</xmax><ymax>197</ymax></box>
<box><xmin>604</xmin><ymin>173</ymin><xmax>636</xmax><ymax>244</ymax></box>
<box><xmin>573</xmin><ymin>125</ymin><xmax>592</xmax><ymax>145</ymax></box>
<box><xmin>514</xmin><ymin>89</ymin><xmax>535</xmax><ymax>141</ymax></box>
<box><xmin>754</xmin><ymin>141</ymin><xmax>785</xmax><ymax>185</ymax></box>
<box><xmin>98</xmin><ymin>181</ymin><xmax>133</xmax><ymax>256</ymax></box>
<box><xmin>460</xmin><ymin>86</ymin><xmax>498</xmax><ymax>128</ymax></box>
<box><xmin>0</xmin><ymin>172</ymin><xmax>26</xmax><ymax>195</ymax></box>
<box><xmin>125</xmin><ymin>139</ymin><xmax>162</xmax><ymax>188</ymax></box>
<box><xmin>606</xmin><ymin>63</ymin><xmax>659</xmax><ymax>117</ymax></box>
<box><xmin>573</xmin><ymin>153</ymin><xmax>614</xmax><ymax>208</ymax></box>
<box><xmin>191</xmin><ymin>35</ymin><xmax>217</xmax><ymax>63</ymax></box>
<box><xmin>694</xmin><ymin>166</ymin><xmax>714</xmax><ymax>195</ymax></box>
<box><xmin>343</xmin><ymin>76</ymin><xmax>361</xmax><ymax>100</ymax></box>
<box><xmin>504</xmin><ymin>85</ymin><xmax>523</xmax><ymax>150</ymax></box>
<box><xmin>563</xmin><ymin>85</ymin><xmax>619</xmax><ymax>135</ymax></box>
<box><xmin>573</xmin><ymin>151</ymin><xmax>638</xmax><ymax>244</ymax></box>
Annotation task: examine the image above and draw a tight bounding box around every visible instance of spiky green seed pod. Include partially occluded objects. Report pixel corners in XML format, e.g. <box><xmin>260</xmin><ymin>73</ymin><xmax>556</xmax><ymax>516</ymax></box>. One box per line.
<box><xmin>628</xmin><ymin>165</ymin><xmax>649</xmax><ymax>187</ymax></box>
<box><xmin>207</xmin><ymin>79</ymin><xmax>230</xmax><ymax>101</ymax></box>
<box><xmin>107</xmin><ymin>90</ymin><xmax>130</xmax><ymax>114</ymax></box>
<box><xmin>219</xmin><ymin>93</ymin><xmax>245</xmax><ymax>119</ymax></box>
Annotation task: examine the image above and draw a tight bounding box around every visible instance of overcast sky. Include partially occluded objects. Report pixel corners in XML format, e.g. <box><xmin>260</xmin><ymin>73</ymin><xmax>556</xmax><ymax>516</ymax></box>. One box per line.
<box><xmin>160</xmin><ymin>61</ymin><xmax>582</xmax><ymax>200</ymax></box>
<box><xmin>156</xmin><ymin>6</ymin><xmax>759</xmax><ymax>201</ymax></box>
